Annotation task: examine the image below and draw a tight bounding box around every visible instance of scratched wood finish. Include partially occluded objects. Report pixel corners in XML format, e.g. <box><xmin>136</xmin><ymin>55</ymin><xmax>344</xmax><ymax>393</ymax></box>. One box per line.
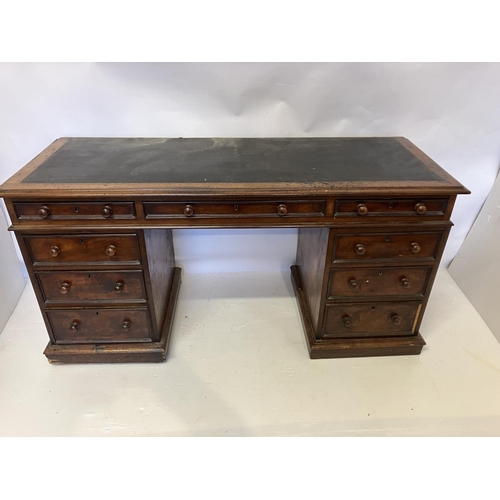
<box><xmin>36</xmin><ymin>270</ymin><xmax>146</xmax><ymax>303</ymax></box>
<box><xmin>46</xmin><ymin>308</ymin><xmax>152</xmax><ymax>343</ymax></box>
<box><xmin>14</xmin><ymin>201</ymin><xmax>136</xmax><ymax>220</ymax></box>
<box><xmin>25</xmin><ymin>234</ymin><xmax>141</xmax><ymax>265</ymax></box>
<box><xmin>322</xmin><ymin>301</ymin><xmax>422</xmax><ymax>338</ymax></box>
<box><xmin>332</xmin><ymin>231</ymin><xmax>443</xmax><ymax>262</ymax></box>
<box><xmin>144</xmin><ymin>200</ymin><xmax>326</xmax><ymax>218</ymax></box>
<box><xmin>327</xmin><ymin>266</ymin><xmax>431</xmax><ymax>299</ymax></box>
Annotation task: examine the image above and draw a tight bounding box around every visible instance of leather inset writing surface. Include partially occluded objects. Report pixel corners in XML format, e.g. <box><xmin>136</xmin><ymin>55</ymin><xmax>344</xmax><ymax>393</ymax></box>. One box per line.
<box><xmin>22</xmin><ymin>137</ymin><xmax>444</xmax><ymax>184</ymax></box>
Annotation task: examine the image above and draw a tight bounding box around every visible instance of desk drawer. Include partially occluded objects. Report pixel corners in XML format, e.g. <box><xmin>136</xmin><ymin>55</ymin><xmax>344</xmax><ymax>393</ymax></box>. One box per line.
<box><xmin>332</xmin><ymin>231</ymin><xmax>442</xmax><ymax>262</ymax></box>
<box><xmin>327</xmin><ymin>267</ymin><xmax>431</xmax><ymax>299</ymax></box>
<box><xmin>322</xmin><ymin>301</ymin><xmax>422</xmax><ymax>339</ymax></box>
<box><xmin>144</xmin><ymin>200</ymin><xmax>326</xmax><ymax>219</ymax></box>
<box><xmin>334</xmin><ymin>199</ymin><xmax>447</xmax><ymax>219</ymax></box>
<box><xmin>47</xmin><ymin>308</ymin><xmax>152</xmax><ymax>344</ymax></box>
<box><xmin>14</xmin><ymin>201</ymin><xmax>136</xmax><ymax>220</ymax></box>
<box><xmin>36</xmin><ymin>270</ymin><xmax>146</xmax><ymax>303</ymax></box>
<box><xmin>25</xmin><ymin>234</ymin><xmax>141</xmax><ymax>265</ymax></box>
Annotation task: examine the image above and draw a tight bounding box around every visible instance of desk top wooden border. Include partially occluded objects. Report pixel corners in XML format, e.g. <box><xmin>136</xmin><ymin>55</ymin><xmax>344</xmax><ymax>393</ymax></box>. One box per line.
<box><xmin>0</xmin><ymin>137</ymin><xmax>470</xmax><ymax>198</ymax></box>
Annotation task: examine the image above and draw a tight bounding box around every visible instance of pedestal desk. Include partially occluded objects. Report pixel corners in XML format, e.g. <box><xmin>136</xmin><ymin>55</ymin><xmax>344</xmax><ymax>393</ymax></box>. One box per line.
<box><xmin>0</xmin><ymin>137</ymin><xmax>469</xmax><ymax>364</ymax></box>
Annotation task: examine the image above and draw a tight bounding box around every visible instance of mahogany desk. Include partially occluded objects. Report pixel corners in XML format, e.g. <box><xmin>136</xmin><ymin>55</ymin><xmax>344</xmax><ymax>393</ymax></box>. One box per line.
<box><xmin>0</xmin><ymin>137</ymin><xmax>469</xmax><ymax>364</ymax></box>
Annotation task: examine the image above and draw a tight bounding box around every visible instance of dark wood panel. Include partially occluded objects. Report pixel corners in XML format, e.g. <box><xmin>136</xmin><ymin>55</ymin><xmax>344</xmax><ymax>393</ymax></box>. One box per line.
<box><xmin>25</xmin><ymin>234</ymin><xmax>141</xmax><ymax>265</ymax></box>
<box><xmin>332</xmin><ymin>231</ymin><xmax>442</xmax><ymax>262</ymax></box>
<box><xmin>328</xmin><ymin>266</ymin><xmax>431</xmax><ymax>299</ymax></box>
<box><xmin>36</xmin><ymin>270</ymin><xmax>146</xmax><ymax>303</ymax></box>
<box><xmin>322</xmin><ymin>301</ymin><xmax>422</xmax><ymax>338</ymax></box>
<box><xmin>295</xmin><ymin>228</ymin><xmax>331</xmax><ymax>332</ymax></box>
<box><xmin>47</xmin><ymin>308</ymin><xmax>152</xmax><ymax>344</ymax></box>
<box><xmin>142</xmin><ymin>229</ymin><xmax>175</xmax><ymax>342</ymax></box>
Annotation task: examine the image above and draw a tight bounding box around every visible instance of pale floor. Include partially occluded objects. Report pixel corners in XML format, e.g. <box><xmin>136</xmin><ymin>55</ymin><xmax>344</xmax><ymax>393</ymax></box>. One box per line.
<box><xmin>1</xmin><ymin>269</ymin><xmax>500</xmax><ymax>436</ymax></box>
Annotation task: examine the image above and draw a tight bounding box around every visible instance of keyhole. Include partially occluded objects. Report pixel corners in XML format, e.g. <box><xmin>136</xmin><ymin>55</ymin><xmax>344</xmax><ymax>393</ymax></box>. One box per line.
<box><xmin>88</xmin><ymin>274</ymin><xmax>91</xmax><ymax>279</ymax></box>
<box><xmin>386</xmin><ymin>235</ymin><xmax>391</xmax><ymax>242</ymax></box>
<box><xmin>80</xmin><ymin>238</ymin><xmax>84</xmax><ymax>244</ymax></box>
<box><xmin>371</xmin><ymin>307</ymin><xmax>375</xmax><ymax>312</ymax></box>
<box><xmin>389</xmin><ymin>202</ymin><xmax>393</xmax><ymax>209</ymax></box>
<box><xmin>74</xmin><ymin>206</ymin><xmax>79</xmax><ymax>213</ymax></box>
<box><xmin>96</xmin><ymin>312</ymin><xmax>99</xmax><ymax>316</ymax></box>
<box><xmin>379</xmin><ymin>270</ymin><xmax>383</xmax><ymax>275</ymax></box>
<box><xmin>234</xmin><ymin>205</ymin><xmax>239</xmax><ymax>212</ymax></box>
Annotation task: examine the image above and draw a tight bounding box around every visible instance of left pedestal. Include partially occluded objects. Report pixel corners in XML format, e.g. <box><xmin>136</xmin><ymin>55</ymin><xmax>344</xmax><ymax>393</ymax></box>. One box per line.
<box><xmin>13</xmin><ymin>227</ymin><xmax>179</xmax><ymax>364</ymax></box>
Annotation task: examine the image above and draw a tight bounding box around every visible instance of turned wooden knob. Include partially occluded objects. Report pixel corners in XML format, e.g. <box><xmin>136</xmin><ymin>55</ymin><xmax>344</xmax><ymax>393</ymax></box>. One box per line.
<box><xmin>101</xmin><ymin>205</ymin><xmax>113</xmax><ymax>218</ymax></box>
<box><xmin>114</xmin><ymin>281</ymin><xmax>124</xmax><ymax>292</ymax></box>
<box><xmin>342</xmin><ymin>316</ymin><xmax>352</xmax><ymax>328</ymax></box>
<box><xmin>400</xmin><ymin>277</ymin><xmax>410</xmax><ymax>289</ymax></box>
<box><xmin>105</xmin><ymin>245</ymin><xmax>116</xmax><ymax>257</ymax></box>
<box><xmin>59</xmin><ymin>282</ymin><xmax>71</xmax><ymax>294</ymax></box>
<box><xmin>410</xmin><ymin>242</ymin><xmax>421</xmax><ymax>254</ymax></box>
<box><xmin>50</xmin><ymin>246</ymin><xmax>60</xmax><ymax>257</ymax></box>
<box><xmin>355</xmin><ymin>244</ymin><xmax>366</xmax><ymax>255</ymax></box>
<box><xmin>348</xmin><ymin>279</ymin><xmax>358</xmax><ymax>289</ymax></box>
<box><xmin>38</xmin><ymin>206</ymin><xmax>50</xmax><ymax>218</ymax></box>
<box><xmin>277</xmin><ymin>204</ymin><xmax>288</xmax><ymax>216</ymax></box>
<box><xmin>69</xmin><ymin>320</ymin><xmax>80</xmax><ymax>332</ymax></box>
<box><xmin>184</xmin><ymin>205</ymin><xmax>194</xmax><ymax>217</ymax></box>
<box><xmin>357</xmin><ymin>203</ymin><xmax>368</xmax><ymax>215</ymax></box>
<box><xmin>391</xmin><ymin>314</ymin><xmax>402</xmax><ymax>325</ymax></box>
<box><xmin>122</xmin><ymin>320</ymin><xmax>132</xmax><ymax>331</ymax></box>
<box><xmin>415</xmin><ymin>203</ymin><xmax>427</xmax><ymax>215</ymax></box>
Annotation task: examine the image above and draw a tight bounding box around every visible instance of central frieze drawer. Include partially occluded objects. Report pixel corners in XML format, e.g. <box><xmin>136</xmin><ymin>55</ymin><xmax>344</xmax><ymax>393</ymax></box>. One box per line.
<box><xmin>327</xmin><ymin>267</ymin><xmax>431</xmax><ymax>299</ymax></box>
<box><xmin>25</xmin><ymin>234</ymin><xmax>141</xmax><ymax>265</ymax></box>
<box><xmin>144</xmin><ymin>200</ymin><xmax>326</xmax><ymax>218</ymax></box>
<box><xmin>322</xmin><ymin>301</ymin><xmax>422</xmax><ymax>339</ymax></box>
<box><xmin>47</xmin><ymin>308</ymin><xmax>152</xmax><ymax>344</ymax></box>
<box><xmin>332</xmin><ymin>231</ymin><xmax>442</xmax><ymax>262</ymax></box>
<box><xmin>36</xmin><ymin>270</ymin><xmax>146</xmax><ymax>303</ymax></box>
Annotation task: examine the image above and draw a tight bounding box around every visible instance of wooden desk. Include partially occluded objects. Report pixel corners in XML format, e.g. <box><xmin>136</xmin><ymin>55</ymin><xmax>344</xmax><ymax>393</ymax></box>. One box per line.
<box><xmin>0</xmin><ymin>137</ymin><xmax>469</xmax><ymax>364</ymax></box>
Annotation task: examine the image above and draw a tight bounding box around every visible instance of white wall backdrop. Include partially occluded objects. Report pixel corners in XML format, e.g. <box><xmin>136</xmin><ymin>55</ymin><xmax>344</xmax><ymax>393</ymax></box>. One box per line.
<box><xmin>1</xmin><ymin>62</ymin><xmax>499</xmax><ymax>274</ymax></box>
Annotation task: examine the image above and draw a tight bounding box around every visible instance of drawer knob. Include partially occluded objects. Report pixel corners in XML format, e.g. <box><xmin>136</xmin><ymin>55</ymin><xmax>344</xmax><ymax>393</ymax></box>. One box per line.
<box><xmin>277</xmin><ymin>204</ymin><xmax>288</xmax><ymax>216</ymax></box>
<box><xmin>122</xmin><ymin>320</ymin><xmax>132</xmax><ymax>331</ymax></box>
<box><xmin>114</xmin><ymin>281</ymin><xmax>124</xmax><ymax>292</ymax></box>
<box><xmin>355</xmin><ymin>244</ymin><xmax>366</xmax><ymax>255</ymax></box>
<box><xmin>101</xmin><ymin>205</ymin><xmax>113</xmax><ymax>218</ymax></box>
<box><xmin>391</xmin><ymin>314</ymin><xmax>402</xmax><ymax>325</ymax></box>
<box><xmin>69</xmin><ymin>320</ymin><xmax>80</xmax><ymax>332</ymax></box>
<box><xmin>184</xmin><ymin>205</ymin><xmax>194</xmax><ymax>217</ymax></box>
<box><xmin>415</xmin><ymin>203</ymin><xmax>427</xmax><ymax>214</ymax></box>
<box><xmin>50</xmin><ymin>246</ymin><xmax>60</xmax><ymax>257</ymax></box>
<box><xmin>38</xmin><ymin>206</ymin><xmax>50</xmax><ymax>218</ymax></box>
<box><xmin>59</xmin><ymin>282</ymin><xmax>71</xmax><ymax>294</ymax></box>
<box><xmin>342</xmin><ymin>316</ymin><xmax>352</xmax><ymax>328</ymax></box>
<box><xmin>357</xmin><ymin>203</ymin><xmax>368</xmax><ymax>215</ymax></box>
<box><xmin>348</xmin><ymin>279</ymin><xmax>358</xmax><ymax>289</ymax></box>
<box><xmin>410</xmin><ymin>242</ymin><xmax>421</xmax><ymax>254</ymax></box>
<box><xmin>400</xmin><ymin>277</ymin><xmax>410</xmax><ymax>289</ymax></box>
<box><xmin>105</xmin><ymin>245</ymin><xmax>117</xmax><ymax>257</ymax></box>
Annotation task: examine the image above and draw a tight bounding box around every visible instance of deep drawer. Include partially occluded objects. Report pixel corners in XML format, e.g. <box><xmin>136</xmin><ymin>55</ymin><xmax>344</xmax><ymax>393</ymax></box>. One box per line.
<box><xmin>327</xmin><ymin>267</ymin><xmax>431</xmax><ymax>299</ymax></box>
<box><xmin>14</xmin><ymin>201</ymin><xmax>136</xmax><ymax>220</ymax></box>
<box><xmin>332</xmin><ymin>231</ymin><xmax>442</xmax><ymax>262</ymax></box>
<box><xmin>144</xmin><ymin>200</ymin><xmax>326</xmax><ymax>218</ymax></box>
<box><xmin>322</xmin><ymin>301</ymin><xmax>422</xmax><ymax>339</ymax></box>
<box><xmin>36</xmin><ymin>270</ymin><xmax>146</xmax><ymax>303</ymax></box>
<box><xmin>334</xmin><ymin>198</ymin><xmax>447</xmax><ymax>218</ymax></box>
<box><xmin>47</xmin><ymin>308</ymin><xmax>152</xmax><ymax>344</ymax></box>
<box><xmin>25</xmin><ymin>234</ymin><xmax>141</xmax><ymax>265</ymax></box>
